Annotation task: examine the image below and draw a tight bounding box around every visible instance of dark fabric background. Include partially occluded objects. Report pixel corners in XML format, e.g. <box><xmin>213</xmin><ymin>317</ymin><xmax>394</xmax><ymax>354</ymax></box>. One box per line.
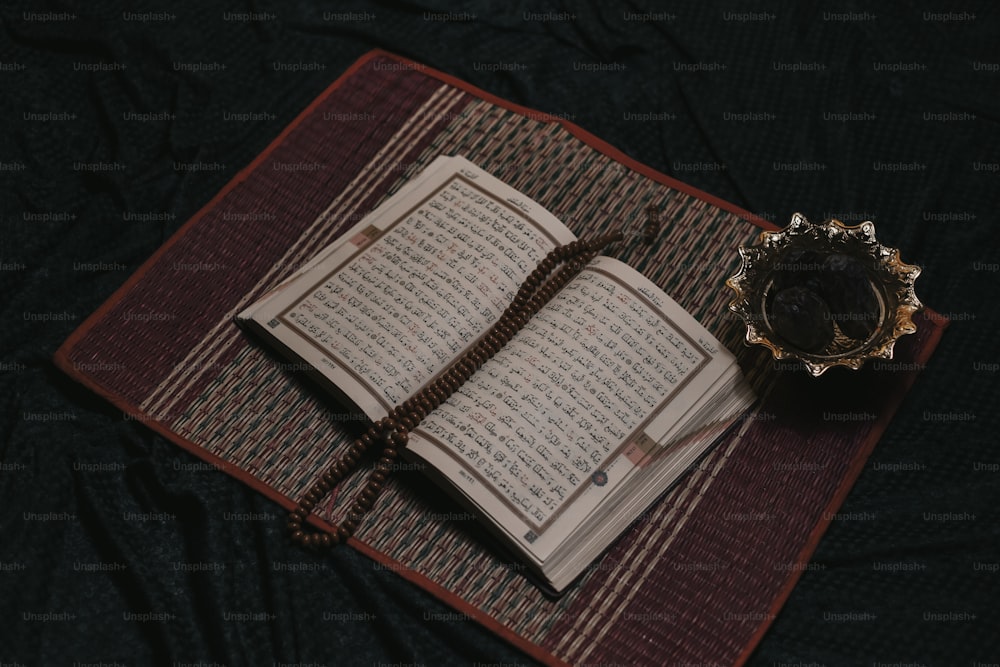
<box><xmin>2</xmin><ymin>1</ymin><xmax>998</xmax><ymax>665</ymax></box>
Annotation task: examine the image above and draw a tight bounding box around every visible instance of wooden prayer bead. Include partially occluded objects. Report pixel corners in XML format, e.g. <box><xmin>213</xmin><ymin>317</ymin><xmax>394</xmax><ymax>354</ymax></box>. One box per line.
<box><xmin>287</xmin><ymin>235</ymin><xmax>621</xmax><ymax>550</ymax></box>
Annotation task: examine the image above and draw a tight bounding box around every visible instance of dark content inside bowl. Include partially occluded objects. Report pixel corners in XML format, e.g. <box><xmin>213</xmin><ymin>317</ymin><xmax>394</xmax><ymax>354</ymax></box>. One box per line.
<box><xmin>761</xmin><ymin>242</ymin><xmax>892</xmax><ymax>358</ymax></box>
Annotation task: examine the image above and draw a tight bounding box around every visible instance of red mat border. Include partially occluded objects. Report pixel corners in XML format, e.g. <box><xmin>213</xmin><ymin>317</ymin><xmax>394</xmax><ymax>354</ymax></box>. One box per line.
<box><xmin>53</xmin><ymin>49</ymin><xmax>949</xmax><ymax>667</ymax></box>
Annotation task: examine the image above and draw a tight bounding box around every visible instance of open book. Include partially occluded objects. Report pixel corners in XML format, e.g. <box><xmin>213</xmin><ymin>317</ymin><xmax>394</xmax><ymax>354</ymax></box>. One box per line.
<box><xmin>238</xmin><ymin>155</ymin><xmax>755</xmax><ymax>593</ymax></box>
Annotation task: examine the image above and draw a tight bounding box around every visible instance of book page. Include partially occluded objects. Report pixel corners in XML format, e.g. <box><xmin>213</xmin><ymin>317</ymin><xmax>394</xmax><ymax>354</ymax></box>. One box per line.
<box><xmin>237</xmin><ymin>157</ymin><xmax>455</xmax><ymax>320</ymax></box>
<box><xmin>245</xmin><ymin>156</ymin><xmax>577</xmax><ymax>419</ymax></box>
<box><xmin>406</xmin><ymin>256</ymin><xmax>738</xmax><ymax>562</ymax></box>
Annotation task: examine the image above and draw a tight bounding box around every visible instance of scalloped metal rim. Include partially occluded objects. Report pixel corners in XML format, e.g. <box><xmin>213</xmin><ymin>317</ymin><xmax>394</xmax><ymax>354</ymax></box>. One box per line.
<box><xmin>726</xmin><ymin>213</ymin><xmax>923</xmax><ymax>376</ymax></box>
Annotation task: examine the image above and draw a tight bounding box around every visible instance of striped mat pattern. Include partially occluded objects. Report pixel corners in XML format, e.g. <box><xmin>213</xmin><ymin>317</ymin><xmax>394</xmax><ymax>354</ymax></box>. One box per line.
<box><xmin>56</xmin><ymin>51</ymin><xmax>945</xmax><ymax>667</ymax></box>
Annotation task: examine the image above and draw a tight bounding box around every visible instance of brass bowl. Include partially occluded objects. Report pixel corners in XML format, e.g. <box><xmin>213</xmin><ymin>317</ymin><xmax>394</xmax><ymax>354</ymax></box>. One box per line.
<box><xmin>726</xmin><ymin>213</ymin><xmax>923</xmax><ymax>376</ymax></box>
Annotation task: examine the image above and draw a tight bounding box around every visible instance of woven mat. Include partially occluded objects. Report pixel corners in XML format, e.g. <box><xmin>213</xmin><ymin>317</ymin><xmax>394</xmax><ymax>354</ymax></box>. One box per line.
<box><xmin>55</xmin><ymin>50</ymin><xmax>946</xmax><ymax>667</ymax></box>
